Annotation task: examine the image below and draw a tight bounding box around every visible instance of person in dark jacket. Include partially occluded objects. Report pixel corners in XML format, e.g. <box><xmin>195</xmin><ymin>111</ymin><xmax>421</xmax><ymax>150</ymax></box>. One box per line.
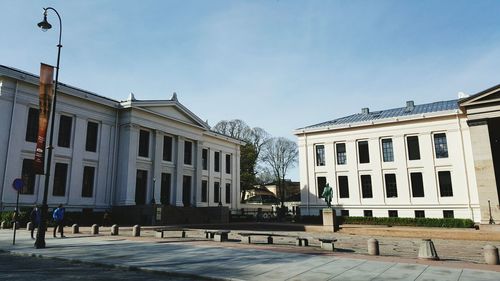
<box><xmin>30</xmin><ymin>205</ymin><xmax>41</xmax><ymax>239</ymax></box>
<box><xmin>52</xmin><ymin>204</ymin><xmax>65</xmax><ymax>238</ymax></box>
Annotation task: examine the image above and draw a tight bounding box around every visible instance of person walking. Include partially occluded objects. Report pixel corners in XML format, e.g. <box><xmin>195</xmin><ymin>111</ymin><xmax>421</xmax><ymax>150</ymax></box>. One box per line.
<box><xmin>30</xmin><ymin>205</ymin><xmax>41</xmax><ymax>239</ymax></box>
<box><xmin>52</xmin><ymin>204</ymin><xmax>65</xmax><ymax>238</ymax></box>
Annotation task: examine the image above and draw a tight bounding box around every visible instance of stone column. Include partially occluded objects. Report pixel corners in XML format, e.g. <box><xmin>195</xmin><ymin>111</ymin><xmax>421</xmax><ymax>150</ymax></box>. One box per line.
<box><xmin>194</xmin><ymin>140</ymin><xmax>203</xmax><ymax>206</ymax></box>
<box><xmin>153</xmin><ymin>130</ymin><xmax>162</xmax><ymax>203</ymax></box>
<box><xmin>175</xmin><ymin>136</ymin><xmax>185</xmax><ymax>206</ymax></box>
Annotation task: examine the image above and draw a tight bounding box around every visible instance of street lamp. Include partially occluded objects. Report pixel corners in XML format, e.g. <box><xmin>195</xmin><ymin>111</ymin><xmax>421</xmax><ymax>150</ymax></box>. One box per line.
<box><xmin>34</xmin><ymin>7</ymin><xmax>63</xmax><ymax>249</ymax></box>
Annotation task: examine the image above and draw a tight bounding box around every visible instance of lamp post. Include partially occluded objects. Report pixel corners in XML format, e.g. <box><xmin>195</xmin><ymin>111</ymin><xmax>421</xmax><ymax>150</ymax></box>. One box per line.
<box><xmin>151</xmin><ymin>178</ymin><xmax>156</xmax><ymax>225</ymax></box>
<box><xmin>34</xmin><ymin>7</ymin><xmax>62</xmax><ymax>249</ymax></box>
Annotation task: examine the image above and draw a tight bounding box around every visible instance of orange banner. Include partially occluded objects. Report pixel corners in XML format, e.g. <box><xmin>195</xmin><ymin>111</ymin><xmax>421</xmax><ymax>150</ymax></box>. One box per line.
<box><xmin>33</xmin><ymin>63</ymin><xmax>54</xmax><ymax>174</ymax></box>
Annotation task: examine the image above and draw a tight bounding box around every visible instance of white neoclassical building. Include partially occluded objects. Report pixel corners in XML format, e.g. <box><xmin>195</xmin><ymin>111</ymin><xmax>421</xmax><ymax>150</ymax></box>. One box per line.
<box><xmin>0</xmin><ymin>65</ymin><xmax>243</xmax><ymax>217</ymax></box>
<box><xmin>295</xmin><ymin>85</ymin><xmax>500</xmax><ymax>224</ymax></box>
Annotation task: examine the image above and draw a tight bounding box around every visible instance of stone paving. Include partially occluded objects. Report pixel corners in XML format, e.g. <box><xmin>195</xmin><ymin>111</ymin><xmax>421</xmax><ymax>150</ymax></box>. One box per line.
<box><xmin>1</xmin><ymin>228</ymin><xmax>500</xmax><ymax>280</ymax></box>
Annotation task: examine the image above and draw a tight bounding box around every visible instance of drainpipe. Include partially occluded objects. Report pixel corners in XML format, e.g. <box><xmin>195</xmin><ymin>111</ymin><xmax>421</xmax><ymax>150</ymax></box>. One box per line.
<box><xmin>304</xmin><ymin>133</ymin><xmax>310</xmax><ymax>215</ymax></box>
<box><xmin>110</xmin><ymin>107</ymin><xmax>119</xmax><ymax>207</ymax></box>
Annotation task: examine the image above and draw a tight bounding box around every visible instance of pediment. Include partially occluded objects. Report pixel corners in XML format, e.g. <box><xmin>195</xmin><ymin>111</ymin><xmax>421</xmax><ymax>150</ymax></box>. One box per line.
<box><xmin>138</xmin><ymin>103</ymin><xmax>209</xmax><ymax>129</ymax></box>
<box><xmin>460</xmin><ymin>84</ymin><xmax>500</xmax><ymax>107</ymax></box>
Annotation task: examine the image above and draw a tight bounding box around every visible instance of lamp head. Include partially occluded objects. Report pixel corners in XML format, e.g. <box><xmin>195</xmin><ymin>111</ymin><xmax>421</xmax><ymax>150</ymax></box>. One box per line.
<box><xmin>37</xmin><ymin>10</ymin><xmax>52</xmax><ymax>31</ymax></box>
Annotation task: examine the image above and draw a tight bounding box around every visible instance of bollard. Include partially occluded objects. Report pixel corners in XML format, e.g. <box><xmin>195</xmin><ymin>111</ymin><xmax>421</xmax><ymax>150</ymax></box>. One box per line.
<box><xmin>91</xmin><ymin>224</ymin><xmax>99</xmax><ymax>235</ymax></box>
<box><xmin>484</xmin><ymin>245</ymin><xmax>500</xmax><ymax>265</ymax></box>
<box><xmin>111</xmin><ymin>224</ymin><xmax>119</xmax><ymax>236</ymax></box>
<box><xmin>367</xmin><ymin>238</ymin><xmax>380</xmax><ymax>256</ymax></box>
<box><xmin>418</xmin><ymin>239</ymin><xmax>439</xmax><ymax>260</ymax></box>
<box><xmin>132</xmin><ymin>225</ymin><xmax>141</xmax><ymax>237</ymax></box>
<box><xmin>27</xmin><ymin>222</ymin><xmax>33</xmax><ymax>231</ymax></box>
<box><xmin>0</xmin><ymin>221</ymin><xmax>5</xmax><ymax>229</ymax></box>
<box><xmin>72</xmin><ymin>224</ymin><xmax>79</xmax><ymax>234</ymax></box>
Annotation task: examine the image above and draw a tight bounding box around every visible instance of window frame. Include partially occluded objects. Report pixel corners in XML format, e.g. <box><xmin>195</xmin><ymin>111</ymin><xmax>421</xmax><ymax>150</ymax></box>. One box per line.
<box><xmin>184</xmin><ymin>140</ymin><xmax>193</xmax><ymax>165</ymax></box>
<box><xmin>317</xmin><ymin>176</ymin><xmax>327</xmax><ymax>198</ymax></box>
<box><xmin>381</xmin><ymin>138</ymin><xmax>394</xmax><ymax>162</ymax></box>
<box><xmin>433</xmin><ymin>133</ymin><xmax>449</xmax><ymax>159</ymax></box>
<box><xmin>358</xmin><ymin>140</ymin><xmax>370</xmax><ymax>164</ymax></box>
<box><xmin>201</xmin><ymin>180</ymin><xmax>208</xmax><ymax>203</ymax></box>
<box><xmin>85</xmin><ymin>121</ymin><xmax>99</xmax><ymax>152</ymax></box>
<box><xmin>57</xmin><ymin>115</ymin><xmax>73</xmax><ymax>148</ymax></box>
<box><xmin>336</xmin><ymin>143</ymin><xmax>347</xmax><ymax>165</ymax></box>
<box><xmin>338</xmin><ymin>175</ymin><xmax>349</xmax><ymax>198</ymax></box>
<box><xmin>138</xmin><ymin>129</ymin><xmax>150</xmax><ymax>158</ymax></box>
<box><xmin>81</xmin><ymin>165</ymin><xmax>96</xmax><ymax>198</ymax></box>
<box><xmin>315</xmin><ymin>144</ymin><xmax>326</xmax><ymax>166</ymax></box>
<box><xmin>410</xmin><ymin>172</ymin><xmax>425</xmax><ymax>197</ymax></box>
<box><xmin>406</xmin><ymin>135</ymin><xmax>421</xmax><ymax>160</ymax></box>
<box><xmin>438</xmin><ymin>171</ymin><xmax>453</xmax><ymax>197</ymax></box>
<box><xmin>360</xmin><ymin>174</ymin><xmax>373</xmax><ymax>198</ymax></box>
<box><xmin>214</xmin><ymin>151</ymin><xmax>220</xmax><ymax>172</ymax></box>
<box><xmin>384</xmin><ymin>173</ymin><xmax>398</xmax><ymax>198</ymax></box>
<box><xmin>163</xmin><ymin>135</ymin><xmax>173</xmax><ymax>162</ymax></box>
<box><xmin>53</xmin><ymin>162</ymin><xmax>69</xmax><ymax>197</ymax></box>
<box><xmin>25</xmin><ymin>107</ymin><xmax>39</xmax><ymax>143</ymax></box>
<box><xmin>202</xmin><ymin>149</ymin><xmax>208</xmax><ymax>170</ymax></box>
<box><xmin>21</xmin><ymin>159</ymin><xmax>36</xmax><ymax>195</ymax></box>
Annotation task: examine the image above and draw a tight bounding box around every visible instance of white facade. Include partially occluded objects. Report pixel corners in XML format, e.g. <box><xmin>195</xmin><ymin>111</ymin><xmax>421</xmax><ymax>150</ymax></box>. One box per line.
<box><xmin>295</xmin><ymin>99</ymin><xmax>489</xmax><ymax>222</ymax></box>
<box><xmin>0</xmin><ymin>65</ymin><xmax>243</xmax><ymax>211</ymax></box>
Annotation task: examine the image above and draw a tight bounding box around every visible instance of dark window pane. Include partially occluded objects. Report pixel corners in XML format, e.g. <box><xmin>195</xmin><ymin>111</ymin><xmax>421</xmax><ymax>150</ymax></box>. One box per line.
<box><xmin>225</xmin><ymin>154</ymin><xmax>231</xmax><ymax>174</ymax></box>
<box><xmin>317</xmin><ymin>177</ymin><xmax>327</xmax><ymax>198</ymax></box>
<box><xmin>25</xmin><ymin>108</ymin><xmax>39</xmax><ymax>143</ymax></box>
<box><xmin>161</xmin><ymin>173</ymin><xmax>171</xmax><ymax>205</ymax></box>
<box><xmin>364</xmin><ymin>210</ymin><xmax>373</xmax><ymax>217</ymax></box>
<box><xmin>382</xmin><ymin>138</ymin><xmax>394</xmax><ymax>162</ymax></box>
<box><xmin>214</xmin><ymin>152</ymin><xmax>220</xmax><ymax>172</ymax></box>
<box><xmin>385</xmin><ymin>174</ymin><xmax>398</xmax><ymax>198</ymax></box>
<box><xmin>202</xmin><ymin>149</ymin><xmax>208</xmax><ymax>170</ymax></box>
<box><xmin>415</xmin><ymin>210</ymin><xmax>425</xmax><ymax>218</ymax></box>
<box><xmin>316</xmin><ymin>145</ymin><xmax>325</xmax><ymax>166</ymax></box>
<box><xmin>438</xmin><ymin>171</ymin><xmax>453</xmax><ymax>197</ymax></box>
<box><xmin>434</xmin><ymin>133</ymin><xmax>448</xmax><ymax>158</ymax></box>
<box><xmin>138</xmin><ymin>130</ymin><xmax>150</xmax><ymax>157</ymax></box>
<box><xmin>81</xmin><ymin>166</ymin><xmax>95</xmax><ymax>197</ymax></box>
<box><xmin>85</xmin><ymin>121</ymin><xmax>99</xmax><ymax>152</ymax></box>
<box><xmin>135</xmin><ymin>169</ymin><xmax>148</xmax><ymax>205</ymax></box>
<box><xmin>53</xmin><ymin>163</ymin><xmax>68</xmax><ymax>196</ymax></box>
<box><xmin>163</xmin><ymin>136</ymin><xmax>173</xmax><ymax>161</ymax></box>
<box><xmin>336</xmin><ymin>143</ymin><xmax>347</xmax><ymax>165</ymax></box>
<box><xmin>410</xmin><ymin>172</ymin><xmax>424</xmax><ymax>197</ymax></box>
<box><xmin>214</xmin><ymin>182</ymin><xmax>220</xmax><ymax>203</ymax></box>
<box><xmin>443</xmin><ymin>210</ymin><xmax>454</xmax><ymax>218</ymax></box>
<box><xmin>361</xmin><ymin>175</ymin><xmax>372</xmax><ymax>198</ymax></box>
<box><xmin>358</xmin><ymin>141</ymin><xmax>370</xmax><ymax>163</ymax></box>
<box><xmin>57</xmin><ymin>115</ymin><xmax>73</xmax><ymax>148</ymax></box>
<box><xmin>182</xmin><ymin>176</ymin><xmax>191</xmax><ymax>206</ymax></box>
<box><xmin>21</xmin><ymin>159</ymin><xmax>35</xmax><ymax>194</ymax></box>
<box><xmin>388</xmin><ymin>210</ymin><xmax>398</xmax><ymax>217</ymax></box>
<box><xmin>225</xmin><ymin>183</ymin><xmax>231</xmax><ymax>203</ymax></box>
<box><xmin>341</xmin><ymin>210</ymin><xmax>349</xmax><ymax>217</ymax></box>
<box><xmin>184</xmin><ymin>141</ymin><xmax>192</xmax><ymax>165</ymax></box>
<box><xmin>201</xmin><ymin>180</ymin><xmax>208</xmax><ymax>202</ymax></box>
<box><xmin>338</xmin><ymin>176</ymin><xmax>349</xmax><ymax>198</ymax></box>
<box><xmin>407</xmin><ymin>136</ymin><xmax>420</xmax><ymax>160</ymax></box>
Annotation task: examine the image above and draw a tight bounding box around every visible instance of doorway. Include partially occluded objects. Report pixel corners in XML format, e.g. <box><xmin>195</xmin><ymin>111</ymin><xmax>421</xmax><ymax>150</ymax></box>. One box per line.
<box><xmin>488</xmin><ymin>118</ymin><xmax>500</xmax><ymax>203</ymax></box>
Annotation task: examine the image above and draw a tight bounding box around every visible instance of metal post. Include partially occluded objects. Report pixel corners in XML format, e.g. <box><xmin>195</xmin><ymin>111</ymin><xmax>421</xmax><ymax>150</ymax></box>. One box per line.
<box><xmin>12</xmin><ymin>190</ymin><xmax>19</xmax><ymax>245</ymax></box>
<box><xmin>35</xmin><ymin>7</ymin><xmax>63</xmax><ymax>249</ymax></box>
<box><xmin>488</xmin><ymin>200</ymin><xmax>495</xmax><ymax>224</ymax></box>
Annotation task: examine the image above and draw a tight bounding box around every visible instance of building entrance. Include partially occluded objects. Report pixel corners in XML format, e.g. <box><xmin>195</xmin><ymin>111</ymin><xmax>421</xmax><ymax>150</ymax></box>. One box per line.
<box><xmin>488</xmin><ymin>117</ymin><xmax>500</xmax><ymax>203</ymax></box>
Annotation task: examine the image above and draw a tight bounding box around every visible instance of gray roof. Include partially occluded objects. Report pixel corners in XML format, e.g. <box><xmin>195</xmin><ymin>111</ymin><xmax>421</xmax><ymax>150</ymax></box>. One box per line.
<box><xmin>301</xmin><ymin>99</ymin><xmax>459</xmax><ymax>130</ymax></box>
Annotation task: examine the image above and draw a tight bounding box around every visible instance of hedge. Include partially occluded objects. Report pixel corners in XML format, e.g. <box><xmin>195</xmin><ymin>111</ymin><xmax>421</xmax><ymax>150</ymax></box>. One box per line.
<box><xmin>337</xmin><ymin>216</ymin><xmax>475</xmax><ymax>228</ymax></box>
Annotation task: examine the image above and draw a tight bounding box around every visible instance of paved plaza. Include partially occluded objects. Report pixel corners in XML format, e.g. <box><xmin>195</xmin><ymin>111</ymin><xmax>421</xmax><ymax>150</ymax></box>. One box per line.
<box><xmin>1</xmin><ymin>228</ymin><xmax>500</xmax><ymax>280</ymax></box>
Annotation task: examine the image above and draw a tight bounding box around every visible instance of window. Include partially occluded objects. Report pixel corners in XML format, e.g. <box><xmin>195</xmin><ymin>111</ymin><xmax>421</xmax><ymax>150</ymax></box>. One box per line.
<box><xmin>358</xmin><ymin>141</ymin><xmax>370</xmax><ymax>163</ymax></box>
<box><xmin>214</xmin><ymin>182</ymin><xmax>220</xmax><ymax>203</ymax></box>
<box><xmin>161</xmin><ymin>173</ymin><xmax>171</xmax><ymax>205</ymax></box>
<box><xmin>21</xmin><ymin>159</ymin><xmax>35</xmax><ymax>194</ymax></box>
<box><xmin>317</xmin><ymin>177</ymin><xmax>327</xmax><ymax>198</ymax></box>
<box><xmin>57</xmin><ymin>115</ymin><xmax>73</xmax><ymax>148</ymax></box>
<box><xmin>163</xmin><ymin>136</ymin><xmax>173</xmax><ymax>161</ymax></box>
<box><xmin>53</xmin><ymin>163</ymin><xmax>68</xmax><ymax>196</ymax></box>
<box><xmin>225</xmin><ymin>154</ymin><xmax>231</xmax><ymax>174</ymax></box>
<box><xmin>434</xmin><ymin>133</ymin><xmax>448</xmax><ymax>158</ymax></box>
<box><xmin>81</xmin><ymin>166</ymin><xmax>95</xmax><ymax>197</ymax></box>
<box><xmin>410</xmin><ymin>172</ymin><xmax>424</xmax><ymax>197</ymax></box>
<box><xmin>202</xmin><ymin>149</ymin><xmax>208</xmax><ymax>170</ymax></box>
<box><xmin>415</xmin><ymin>210</ymin><xmax>425</xmax><ymax>218</ymax></box>
<box><xmin>443</xmin><ymin>210</ymin><xmax>454</xmax><ymax>218</ymax></box>
<box><xmin>225</xmin><ymin>183</ymin><xmax>231</xmax><ymax>204</ymax></box>
<box><xmin>438</xmin><ymin>171</ymin><xmax>453</xmax><ymax>197</ymax></box>
<box><xmin>214</xmin><ymin>152</ymin><xmax>220</xmax><ymax>172</ymax></box>
<box><xmin>338</xmin><ymin>176</ymin><xmax>349</xmax><ymax>198</ymax></box>
<box><xmin>138</xmin><ymin>130</ymin><xmax>149</xmax><ymax>157</ymax></box>
<box><xmin>85</xmin><ymin>121</ymin><xmax>99</xmax><ymax>152</ymax></box>
<box><xmin>25</xmin><ymin>108</ymin><xmax>39</xmax><ymax>142</ymax></box>
<box><xmin>407</xmin><ymin>136</ymin><xmax>420</xmax><ymax>160</ymax></box>
<box><xmin>388</xmin><ymin>210</ymin><xmax>398</xmax><ymax>217</ymax></box>
<box><xmin>341</xmin><ymin>210</ymin><xmax>349</xmax><ymax>217</ymax></box>
<box><xmin>361</xmin><ymin>175</ymin><xmax>373</xmax><ymax>198</ymax></box>
<box><xmin>201</xmin><ymin>180</ymin><xmax>208</xmax><ymax>202</ymax></box>
<box><xmin>336</xmin><ymin>143</ymin><xmax>347</xmax><ymax>165</ymax></box>
<box><xmin>364</xmin><ymin>210</ymin><xmax>373</xmax><ymax>217</ymax></box>
<box><xmin>384</xmin><ymin>174</ymin><xmax>398</xmax><ymax>198</ymax></box>
<box><xmin>381</xmin><ymin>138</ymin><xmax>394</xmax><ymax>162</ymax></box>
<box><xmin>316</xmin><ymin>145</ymin><xmax>325</xmax><ymax>166</ymax></box>
<box><xmin>184</xmin><ymin>140</ymin><xmax>192</xmax><ymax>165</ymax></box>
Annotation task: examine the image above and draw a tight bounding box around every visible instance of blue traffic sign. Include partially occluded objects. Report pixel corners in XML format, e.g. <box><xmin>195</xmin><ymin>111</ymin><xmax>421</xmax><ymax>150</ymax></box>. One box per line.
<box><xmin>12</xmin><ymin>178</ymin><xmax>24</xmax><ymax>192</ymax></box>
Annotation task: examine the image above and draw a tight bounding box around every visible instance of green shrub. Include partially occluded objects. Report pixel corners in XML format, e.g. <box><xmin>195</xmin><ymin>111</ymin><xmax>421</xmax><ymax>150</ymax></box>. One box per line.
<box><xmin>336</xmin><ymin>216</ymin><xmax>474</xmax><ymax>228</ymax></box>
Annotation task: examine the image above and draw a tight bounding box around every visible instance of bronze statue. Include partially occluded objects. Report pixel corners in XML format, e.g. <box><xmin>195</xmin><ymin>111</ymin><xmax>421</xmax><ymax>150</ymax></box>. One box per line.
<box><xmin>322</xmin><ymin>183</ymin><xmax>333</xmax><ymax>208</ymax></box>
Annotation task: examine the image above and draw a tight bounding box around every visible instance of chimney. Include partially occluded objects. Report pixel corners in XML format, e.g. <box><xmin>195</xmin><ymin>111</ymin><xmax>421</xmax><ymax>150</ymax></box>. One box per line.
<box><xmin>405</xmin><ymin>100</ymin><xmax>414</xmax><ymax>112</ymax></box>
<box><xmin>361</xmin><ymin>107</ymin><xmax>370</xmax><ymax>115</ymax></box>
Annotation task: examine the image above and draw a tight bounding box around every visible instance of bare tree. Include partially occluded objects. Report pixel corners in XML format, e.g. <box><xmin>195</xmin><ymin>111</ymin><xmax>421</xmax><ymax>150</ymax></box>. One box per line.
<box><xmin>261</xmin><ymin>137</ymin><xmax>298</xmax><ymax>211</ymax></box>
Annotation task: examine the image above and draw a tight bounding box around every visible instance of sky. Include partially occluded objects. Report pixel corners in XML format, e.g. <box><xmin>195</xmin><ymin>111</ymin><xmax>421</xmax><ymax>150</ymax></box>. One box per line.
<box><xmin>2</xmin><ymin>0</ymin><xmax>500</xmax><ymax>180</ymax></box>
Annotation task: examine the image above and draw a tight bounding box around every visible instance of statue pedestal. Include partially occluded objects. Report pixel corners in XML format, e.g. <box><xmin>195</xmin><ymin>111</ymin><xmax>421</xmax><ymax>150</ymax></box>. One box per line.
<box><xmin>322</xmin><ymin>208</ymin><xmax>338</xmax><ymax>232</ymax></box>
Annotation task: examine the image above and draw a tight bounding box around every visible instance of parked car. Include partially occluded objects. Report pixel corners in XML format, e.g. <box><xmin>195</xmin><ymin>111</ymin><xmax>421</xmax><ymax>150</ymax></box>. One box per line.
<box><xmin>245</xmin><ymin>195</ymin><xmax>279</xmax><ymax>205</ymax></box>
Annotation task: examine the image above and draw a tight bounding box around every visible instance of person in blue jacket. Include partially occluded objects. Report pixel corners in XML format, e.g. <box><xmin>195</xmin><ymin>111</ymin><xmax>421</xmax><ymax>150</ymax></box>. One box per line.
<box><xmin>30</xmin><ymin>205</ymin><xmax>41</xmax><ymax>239</ymax></box>
<box><xmin>52</xmin><ymin>204</ymin><xmax>65</xmax><ymax>238</ymax></box>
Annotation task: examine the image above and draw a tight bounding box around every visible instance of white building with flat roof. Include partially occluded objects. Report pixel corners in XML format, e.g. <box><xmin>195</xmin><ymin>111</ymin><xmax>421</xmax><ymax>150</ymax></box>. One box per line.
<box><xmin>0</xmin><ymin>65</ymin><xmax>243</xmax><ymax>215</ymax></box>
<box><xmin>295</xmin><ymin>85</ymin><xmax>500</xmax><ymax>224</ymax></box>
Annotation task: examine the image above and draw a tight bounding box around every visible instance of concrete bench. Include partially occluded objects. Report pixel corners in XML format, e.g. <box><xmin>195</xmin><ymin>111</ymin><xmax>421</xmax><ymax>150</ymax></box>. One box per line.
<box><xmin>296</xmin><ymin>237</ymin><xmax>309</xmax><ymax>247</ymax></box>
<box><xmin>154</xmin><ymin>228</ymin><xmax>186</xmax><ymax>238</ymax></box>
<box><xmin>204</xmin><ymin>230</ymin><xmax>231</xmax><ymax>242</ymax></box>
<box><xmin>238</xmin><ymin>232</ymin><xmax>296</xmax><ymax>245</ymax></box>
<box><xmin>318</xmin><ymin>238</ymin><xmax>337</xmax><ymax>251</ymax></box>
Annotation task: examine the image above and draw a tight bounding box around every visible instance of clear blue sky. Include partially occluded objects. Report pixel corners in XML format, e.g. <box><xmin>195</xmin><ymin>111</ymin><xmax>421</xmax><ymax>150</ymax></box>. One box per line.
<box><xmin>2</xmin><ymin>0</ymin><xmax>500</xmax><ymax>180</ymax></box>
